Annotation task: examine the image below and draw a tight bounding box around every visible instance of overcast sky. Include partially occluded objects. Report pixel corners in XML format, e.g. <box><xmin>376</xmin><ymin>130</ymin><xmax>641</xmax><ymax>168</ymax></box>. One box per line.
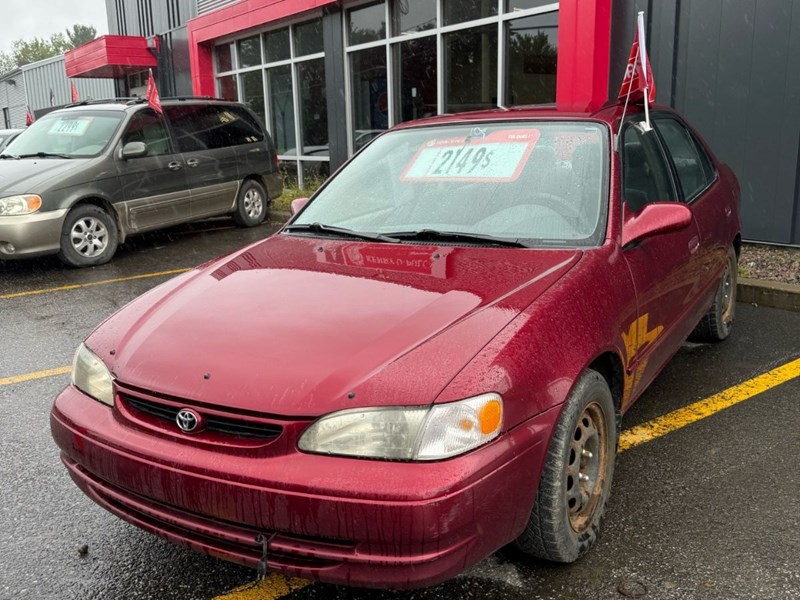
<box><xmin>0</xmin><ymin>0</ymin><xmax>108</xmax><ymax>55</ymax></box>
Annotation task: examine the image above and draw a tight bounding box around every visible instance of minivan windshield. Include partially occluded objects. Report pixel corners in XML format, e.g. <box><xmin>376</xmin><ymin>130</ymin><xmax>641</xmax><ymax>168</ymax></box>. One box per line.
<box><xmin>1</xmin><ymin>110</ymin><xmax>125</xmax><ymax>158</ymax></box>
<box><xmin>293</xmin><ymin>121</ymin><xmax>609</xmax><ymax>247</ymax></box>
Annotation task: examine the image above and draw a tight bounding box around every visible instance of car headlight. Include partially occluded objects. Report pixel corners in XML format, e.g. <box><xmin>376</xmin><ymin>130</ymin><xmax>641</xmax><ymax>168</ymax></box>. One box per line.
<box><xmin>0</xmin><ymin>195</ymin><xmax>42</xmax><ymax>216</ymax></box>
<box><xmin>298</xmin><ymin>393</ymin><xmax>503</xmax><ymax>461</ymax></box>
<box><xmin>71</xmin><ymin>344</ymin><xmax>114</xmax><ymax>406</ymax></box>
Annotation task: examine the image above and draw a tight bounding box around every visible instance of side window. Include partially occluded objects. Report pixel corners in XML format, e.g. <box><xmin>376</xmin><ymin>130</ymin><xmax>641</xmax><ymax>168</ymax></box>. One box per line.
<box><xmin>621</xmin><ymin>123</ymin><xmax>676</xmax><ymax>212</ymax></box>
<box><xmin>164</xmin><ymin>105</ymin><xmax>265</xmax><ymax>153</ymax></box>
<box><xmin>654</xmin><ymin>117</ymin><xmax>715</xmax><ymax>200</ymax></box>
<box><xmin>121</xmin><ymin>109</ymin><xmax>172</xmax><ymax>157</ymax></box>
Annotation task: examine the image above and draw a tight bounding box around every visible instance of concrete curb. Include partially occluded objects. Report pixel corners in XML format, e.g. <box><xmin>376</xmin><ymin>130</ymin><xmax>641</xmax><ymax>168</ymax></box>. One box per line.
<box><xmin>266</xmin><ymin>210</ymin><xmax>800</xmax><ymax>313</ymax></box>
<box><xmin>738</xmin><ymin>277</ymin><xmax>800</xmax><ymax>313</ymax></box>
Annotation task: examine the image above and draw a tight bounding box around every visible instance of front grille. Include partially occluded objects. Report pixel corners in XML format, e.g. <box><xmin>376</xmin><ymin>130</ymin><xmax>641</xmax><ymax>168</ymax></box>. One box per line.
<box><xmin>118</xmin><ymin>390</ymin><xmax>283</xmax><ymax>442</ymax></box>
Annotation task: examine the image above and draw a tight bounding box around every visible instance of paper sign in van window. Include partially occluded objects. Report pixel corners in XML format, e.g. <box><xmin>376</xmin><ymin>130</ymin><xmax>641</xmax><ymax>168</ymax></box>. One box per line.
<box><xmin>48</xmin><ymin>117</ymin><xmax>93</xmax><ymax>136</ymax></box>
<box><xmin>401</xmin><ymin>129</ymin><xmax>540</xmax><ymax>183</ymax></box>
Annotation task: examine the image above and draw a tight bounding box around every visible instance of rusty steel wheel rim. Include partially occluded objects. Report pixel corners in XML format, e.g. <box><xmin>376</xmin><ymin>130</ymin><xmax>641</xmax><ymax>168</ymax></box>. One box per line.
<box><xmin>565</xmin><ymin>402</ymin><xmax>608</xmax><ymax>533</ymax></box>
<box><xmin>721</xmin><ymin>255</ymin><xmax>736</xmax><ymax>326</ymax></box>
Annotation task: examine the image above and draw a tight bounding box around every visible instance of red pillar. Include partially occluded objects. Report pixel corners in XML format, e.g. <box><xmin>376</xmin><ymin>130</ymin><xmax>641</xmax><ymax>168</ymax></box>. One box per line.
<box><xmin>190</xmin><ymin>37</ymin><xmax>215</xmax><ymax>97</ymax></box>
<box><xmin>556</xmin><ymin>0</ymin><xmax>613</xmax><ymax>112</ymax></box>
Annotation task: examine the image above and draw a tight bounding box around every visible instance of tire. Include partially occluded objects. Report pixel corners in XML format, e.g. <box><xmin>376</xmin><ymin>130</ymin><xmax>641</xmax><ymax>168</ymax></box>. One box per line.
<box><xmin>56</xmin><ymin>204</ymin><xmax>119</xmax><ymax>268</ymax></box>
<box><xmin>515</xmin><ymin>369</ymin><xmax>616</xmax><ymax>563</ymax></box>
<box><xmin>233</xmin><ymin>180</ymin><xmax>268</xmax><ymax>227</ymax></box>
<box><xmin>690</xmin><ymin>246</ymin><xmax>737</xmax><ymax>342</ymax></box>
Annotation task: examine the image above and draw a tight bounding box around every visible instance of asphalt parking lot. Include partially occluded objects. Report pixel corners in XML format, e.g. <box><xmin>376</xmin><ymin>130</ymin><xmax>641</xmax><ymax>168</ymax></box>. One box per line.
<box><xmin>1</xmin><ymin>218</ymin><xmax>799</xmax><ymax>600</ymax></box>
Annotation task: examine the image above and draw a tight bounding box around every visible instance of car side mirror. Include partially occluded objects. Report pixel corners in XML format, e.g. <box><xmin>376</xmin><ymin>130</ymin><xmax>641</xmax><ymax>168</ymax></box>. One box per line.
<box><xmin>121</xmin><ymin>141</ymin><xmax>147</xmax><ymax>160</ymax></box>
<box><xmin>290</xmin><ymin>197</ymin><xmax>309</xmax><ymax>216</ymax></box>
<box><xmin>621</xmin><ymin>202</ymin><xmax>692</xmax><ymax>248</ymax></box>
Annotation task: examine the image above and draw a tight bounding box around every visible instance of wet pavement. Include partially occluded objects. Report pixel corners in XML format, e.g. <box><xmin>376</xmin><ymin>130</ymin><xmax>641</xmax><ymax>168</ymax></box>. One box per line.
<box><xmin>1</xmin><ymin>219</ymin><xmax>799</xmax><ymax>600</ymax></box>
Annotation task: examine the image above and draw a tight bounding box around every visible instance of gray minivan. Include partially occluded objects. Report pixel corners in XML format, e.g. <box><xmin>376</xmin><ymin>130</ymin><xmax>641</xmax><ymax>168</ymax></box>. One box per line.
<box><xmin>0</xmin><ymin>98</ymin><xmax>282</xmax><ymax>267</ymax></box>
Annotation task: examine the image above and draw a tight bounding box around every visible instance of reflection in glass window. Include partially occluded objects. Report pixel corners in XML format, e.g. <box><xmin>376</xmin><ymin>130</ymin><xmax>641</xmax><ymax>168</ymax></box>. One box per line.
<box><xmin>351</xmin><ymin>48</ymin><xmax>389</xmax><ymax>150</ymax></box>
<box><xmin>218</xmin><ymin>75</ymin><xmax>238</xmax><ymax>101</ymax></box>
<box><xmin>396</xmin><ymin>36</ymin><xmax>437</xmax><ymax>123</ymax></box>
<box><xmin>294</xmin><ymin>19</ymin><xmax>324</xmax><ymax>56</ymax></box>
<box><xmin>507</xmin><ymin>12</ymin><xmax>557</xmax><ymax>105</ymax></box>
<box><xmin>506</xmin><ymin>0</ymin><xmax>557</xmax><ymax>12</ymax></box>
<box><xmin>349</xmin><ymin>2</ymin><xmax>386</xmax><ymax>44</ymax></box>
<box><xmin>298</xmin><ymin>58</ymin><xmax>328</xmax><ymax>151</ymax></box>
<box><xmin>237</xmin><ymin>36</ymin><xmax>262</xmax><ymax>68</ymax></box>
<box><xmin>215</xmin><ymin>44</ymin><xmax>234</xmax><ymax>72</ymax></box>
<box><xmin>268</xmin><ymin>65</ymin><xmax>296</xmax><ymax>155</ymax></box>
<box><xmin>264</xmin><ymin>28</ymin><xmax>291</xmax><ymax>62</ymax></box>
<box><xmin>443</xmin><ymin>0</ymin><xmax>498</xmax><ymax>26</ymax></box>
<box><xmin>393</xmin><ymin>0</ymin><xmax>437</xmax><ymax>34</ymax></box>
<box><xmin>240</xmin><ymin>70</ymin><xmax>265</xmax><ymax>124</ymax></box>
<box><xmin>444</xmin><ymin>25</ymin><xmax>498</xmax><ymax>113</ymax></box>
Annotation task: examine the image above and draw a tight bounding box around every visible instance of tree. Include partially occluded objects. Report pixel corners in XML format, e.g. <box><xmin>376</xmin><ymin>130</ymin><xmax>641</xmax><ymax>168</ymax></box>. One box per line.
<box><xmin>66</xmin><ymin>25</ymin><xmax>97</xmax><ymax>48</ymax></box>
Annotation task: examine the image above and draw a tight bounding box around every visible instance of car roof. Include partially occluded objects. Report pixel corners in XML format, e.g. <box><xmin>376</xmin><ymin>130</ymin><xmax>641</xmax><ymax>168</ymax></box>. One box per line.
<box><xmin>47</xmin><ymin>97</ymin><xmax>249</xmax><ymax>116</ymax></box>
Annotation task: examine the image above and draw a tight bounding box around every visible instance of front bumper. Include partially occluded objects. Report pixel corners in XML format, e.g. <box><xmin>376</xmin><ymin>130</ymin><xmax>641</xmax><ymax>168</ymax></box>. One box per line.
<box><xmin>51</xmin><ymin>385</ymin><xmax>558</xmax><ymax>589</ymax></box>
<box><xmin>0</xmin><ymin>209</ymin><xmax>67</xmax><ymax>259</ymax></box>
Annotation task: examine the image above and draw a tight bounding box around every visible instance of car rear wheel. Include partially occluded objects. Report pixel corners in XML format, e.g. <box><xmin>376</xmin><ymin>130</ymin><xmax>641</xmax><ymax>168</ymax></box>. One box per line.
<box><xmin>233</xmin><ymin>180</ymin><xmax>268</xmax><ymax>227</ymax></box>
<box><xmin>515</xmin><ymin>369</ymin><xmax>616</xmax><ymax>563</ymax></box>
<box><xmin>690</xmin><ymin>246</ymin><xmax>737</xmax><ymax>342</ymax></box>
<box><xmin>57</xmin><ymin>205</ymin><xmax>119</xmax><ymax>268</ymax></box>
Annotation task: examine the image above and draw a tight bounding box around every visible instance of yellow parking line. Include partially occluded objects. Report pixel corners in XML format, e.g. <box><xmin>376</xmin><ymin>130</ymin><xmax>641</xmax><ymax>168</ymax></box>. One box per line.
<box><xmin>0</xmin><ymin>365</ymin><xmax>71</xmax><ymax>386</ymax></box>
<box><xmin>0</xmin><ymin>268</ymin><xmax>191</xmax><ymax>300</ymax></box>
<box><xmin>213</xmin><ymin>574</ymin><xmax>311</xmax><ymax>600</ymax></box>
<box><xmin>619</xmin><ymin>357</ymin><xmax>800</xmax><ymax>452</ymax></box>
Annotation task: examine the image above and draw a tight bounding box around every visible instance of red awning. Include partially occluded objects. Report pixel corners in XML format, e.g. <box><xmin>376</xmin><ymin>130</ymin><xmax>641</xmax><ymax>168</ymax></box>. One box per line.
<box><xmin>65</xmin><ymin>35</ymin><xmax>158</xmax><ymax>79</ymax></box>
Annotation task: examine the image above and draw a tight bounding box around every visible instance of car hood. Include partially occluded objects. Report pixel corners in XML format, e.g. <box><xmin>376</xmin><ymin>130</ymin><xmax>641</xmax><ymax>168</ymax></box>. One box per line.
<box><xmin>0</xmin><ymin>158</ymin><xmax>89</xmax><ymax>195</ymax></box>
<box><xmin>87</xmin><ymin>235</ymin><xmax>582</xmax><ymax>417</ymax></box>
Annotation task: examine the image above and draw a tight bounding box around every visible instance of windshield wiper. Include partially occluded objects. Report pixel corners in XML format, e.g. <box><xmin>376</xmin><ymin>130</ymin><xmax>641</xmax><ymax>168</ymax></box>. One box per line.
<box><xmin>283</xmin><ymin>222</ymin><xmax>400</xmax><ymax>243</ymax></box>
<box><xmin>0</xmin><ymin>154</ymin><xmax>19</xmax><ymax>159</ymax></box>
<box><xmin>16</xmin><ymin>152</ymin><xmax>72</xmax><ymax>159</ymax></box>
<box><xmin>384</xmin><ymin>229</ymin><xmax>531</xmax><ymax>248</ymax></box>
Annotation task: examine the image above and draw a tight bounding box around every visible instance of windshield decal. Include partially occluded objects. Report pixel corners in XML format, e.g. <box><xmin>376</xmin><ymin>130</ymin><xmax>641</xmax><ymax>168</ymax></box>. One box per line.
<box><xmin>48</xmin><ymin>117</ymin><xmax>93</xmax><ymax>137</ymax></box>
<box><xmin>400</xmin><ymin>129</ymin><xmax>540</xmax><ymax>183</ymax></box>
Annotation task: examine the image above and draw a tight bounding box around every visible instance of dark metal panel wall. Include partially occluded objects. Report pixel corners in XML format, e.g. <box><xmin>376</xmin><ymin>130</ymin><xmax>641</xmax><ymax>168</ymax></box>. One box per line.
<box><xmin>322</xmin><ymin>5</ymin><xmax>348</xmax><ymax>173</ymax></box>
<box><xmin>613</xmin><ymin>0</ymin><xmax>800</xmax><ymax>245</ymax></box>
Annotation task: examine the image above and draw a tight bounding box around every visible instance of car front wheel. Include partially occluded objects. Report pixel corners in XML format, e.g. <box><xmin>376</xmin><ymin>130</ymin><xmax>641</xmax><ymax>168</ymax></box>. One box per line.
<box><xmin>57</xmin><ymin>204</ymin><xmax>119</xmax><ymax>268</ymax></box>
<box><xmin>516</xmin><ymin>369</ymin><xmax>616</xmax><ymax>563</ymax></box>
<box><xmin>233</xmin><ymin>180</ymin><xmax>268</xmax><ymax>227</ymax></box>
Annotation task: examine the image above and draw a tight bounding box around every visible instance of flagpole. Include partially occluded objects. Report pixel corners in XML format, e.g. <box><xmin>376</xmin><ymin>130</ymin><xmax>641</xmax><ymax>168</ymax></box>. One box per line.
<box><xmin>637</xmin><ymin>12</ymin><xmax>652</xmax><ymax>131</ymax></box>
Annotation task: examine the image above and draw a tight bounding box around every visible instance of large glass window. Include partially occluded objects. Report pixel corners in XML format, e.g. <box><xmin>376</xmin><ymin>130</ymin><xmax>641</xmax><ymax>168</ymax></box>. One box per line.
<box><xmin>264</xmin><ymin>28</ymin><xmax>290</xmax><ymax>62</ymax></box>
<box><xmin>294</xmin><ymin>19</ymin><xmax>324</xmax><ymax>56</ymax></box>
<box><xmin>445</xmin><ymin>25</ymin><xmax>498</xmax><ymax>113</ymax></box>
<box><xmin>351</xmin><ymin>49</ymin><xmax>389</xmax><ymax>149</ymax></box>
<box><xmin>268</xmin><ymin>66</ymin><xmax>296</xmax><ymax>155</ymax></box>
<box><xmin>396</xmin><ymin>36</ymin><xmax>437</xmax><ymax>123</ymax></box>
<box><xmin>393</xmin><ymin>0</ymin><xmax>437</xmax><ymax>34</ymax></box>
<box><xmin>240</xmin><ymin>70</ymin><xmax>265</xmax><ymax>124</ymax></box>
<box><xmin>507</xmin><ymin>12</ymin><xmax>558</xmax><ymax>105</ymax></box>
<box><xmin>443</xmin><ymin>0</ymin><xmax>498</xmax><ymax>25</ymax></box>
<box><xmin>214</xmin><ymin>44</ymin><xmax>234</xmax><ymax>72</ymax></box>
<box><xmin>349</xmin><ymin>2</ymin><xmax>387</xmax><ymax>44</ymax></box>
<box><xmin>298</xmin><ymin>58</ymin><xmax>328</xmax><ymax>151</ymax></box>
<box><xmin>218</xmin><ymin>75</ymin><xmax>238</xmax><ymax>101</ymax></box>
<box><xmin>237</xmin><ymin>36</ymin><xmax>262</xmax><ymax>69</ymax></box>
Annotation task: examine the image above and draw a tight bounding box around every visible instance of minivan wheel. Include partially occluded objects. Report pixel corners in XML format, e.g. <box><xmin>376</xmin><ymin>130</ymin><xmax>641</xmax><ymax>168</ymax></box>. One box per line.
<box><xmin>233</xmin><ymin>180</ymin><xmax>268</xmax><ymax>227</ymax></box>
<box><xmin>57</xmin><ymin>205</ymin><xmax>119</xmax><ymax>268</ymax></box>
<box><xmin>515</xmin><ymin>369</ymin><xmax>616</xmax><ymax>563</ymax></box>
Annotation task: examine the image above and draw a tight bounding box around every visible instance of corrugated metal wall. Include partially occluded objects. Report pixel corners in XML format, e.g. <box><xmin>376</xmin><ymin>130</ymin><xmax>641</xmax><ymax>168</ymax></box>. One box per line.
<box><xmin>23</xmin><ymin>56</ymin><xmax>116</xmax><ymax>111</ymax></box>
<box><xmin>0</xmin><ymin>72</ymin><xmax>28</xmax><ymax>128</ymax></box>
<box><xmin>197</xmin><ymin>0</ymin><xmax>239</xmax><ymax>16</ymax></box>
<box><xmin>612</xmin><ymin>0</ymin><xmax>800</xmax><ymax>246</ymax></box>
<box><xmin>106</xmin><ymin>0</ymin><xmax>197</xmax><ymax>36</ymax></box>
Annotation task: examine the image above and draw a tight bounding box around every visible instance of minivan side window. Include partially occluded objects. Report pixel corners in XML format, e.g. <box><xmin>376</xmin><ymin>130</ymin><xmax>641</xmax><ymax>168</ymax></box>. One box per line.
<box><xmin>654</xmin><ymin>117</ymin><xmax>716</xmax><ymax>201</ymax></box>
<box><xmin>165</xmin><ymin>105</ymin><xmax>264</xmax><ymax>152</ymax></box>
<box><xmin>621</xmin><ymin>122</ymin><xmax>677</xmax><ymax>212</ymax></box>
<box><xmin>121</xmin><ymin>109</ymin><xmax>172</xmax><ymax>157</ymax></box>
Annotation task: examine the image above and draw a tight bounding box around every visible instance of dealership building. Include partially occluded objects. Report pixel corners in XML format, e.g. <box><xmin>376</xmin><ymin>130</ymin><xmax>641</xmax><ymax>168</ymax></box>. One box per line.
<box><xmin>54</xmin><ymin>0</ymin><xmax>800</xmax><ymax>246</ymax></box>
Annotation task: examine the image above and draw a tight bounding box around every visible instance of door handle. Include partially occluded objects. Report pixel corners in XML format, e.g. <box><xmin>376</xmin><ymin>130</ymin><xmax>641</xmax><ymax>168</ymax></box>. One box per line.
<box><xmin>168</xmin><ymin>161</ymin><xmax>183</xmax><ymax>171</ymax></box>
<box><xmin>689</xmin><ymin>236</ymin><xmax>700</xmax><ymax>254</ymax></box>
<box><xmin>186</xmin><ymin>159</ymin><xmax>200</xmax><ymax>168</ymax></box>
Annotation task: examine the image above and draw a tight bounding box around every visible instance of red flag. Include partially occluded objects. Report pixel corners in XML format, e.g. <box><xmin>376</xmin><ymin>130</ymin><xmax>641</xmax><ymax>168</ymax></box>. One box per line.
<box><xmin>617</xmin><ymin>28</ymin><xmax>656</xmax><ymax>105</ymax></box>
<box><xmin>25</xmin><ymin>106</ymin><xmax>35</xmax><ymax>126</ymax></box>
<box><xmin>71</xmin><ymin>81</ymin><xmax>79</xmax><ymax>103</ymax></box>
<box><xmin>146</xmin><ymin>70</ymin><xmax>163</xmax><ymax>114</ymax></box>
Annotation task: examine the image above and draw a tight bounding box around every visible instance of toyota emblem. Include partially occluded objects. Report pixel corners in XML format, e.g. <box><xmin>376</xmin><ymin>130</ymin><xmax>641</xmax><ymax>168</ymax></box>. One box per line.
<box><xmin>176</xmin><ymin>408</ymin><xmax>201</xmax><ymax>433</ymax></box>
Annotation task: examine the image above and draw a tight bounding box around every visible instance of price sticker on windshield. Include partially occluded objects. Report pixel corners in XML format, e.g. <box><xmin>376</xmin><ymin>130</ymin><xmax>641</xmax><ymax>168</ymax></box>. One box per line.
<box><xmin>48</xmin><ymin>117</ymin><xmax>93</xmax><ymax>137</ymax></box>
<box><xmin>401</xmin><ymin>129</ymin><xmax>540</xmax><ymax>183</ymax></box>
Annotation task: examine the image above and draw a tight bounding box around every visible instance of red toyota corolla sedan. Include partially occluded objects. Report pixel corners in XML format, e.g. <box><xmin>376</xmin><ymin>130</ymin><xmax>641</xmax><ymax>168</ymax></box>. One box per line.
<box><xmin>51</xmin><ymin>103</ymin><xmax>740</xmax><ymax>589</ymax></box>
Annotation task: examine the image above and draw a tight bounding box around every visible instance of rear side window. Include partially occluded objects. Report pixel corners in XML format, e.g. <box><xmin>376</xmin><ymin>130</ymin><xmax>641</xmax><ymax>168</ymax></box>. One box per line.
<box><xmin>621</xmin><ymin>122</ymin><xmax>677</xmax><ymax>212</ymax></box>
<box><xmin>165</xmin><ymin>105</ymin><xmax>265</xmax><ymax>152</ymax></box>
<box><xmin>654</xmin><ymin>117</ymin><xmax>715</xmax><ymax>200</ymax></box>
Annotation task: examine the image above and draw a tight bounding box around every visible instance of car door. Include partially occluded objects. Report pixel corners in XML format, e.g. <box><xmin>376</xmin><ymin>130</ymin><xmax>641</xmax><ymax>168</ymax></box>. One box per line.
<box><xmin>653</xmin><ymin>115</ymin><xmax>729</xmax><ymax>307</ymax></box>
<box><xmin>164</xmin><ymin>104</ymin><xmax>241</xmax><ymax>220</ymax></box>
<box><xmin>619</xmin><ymin>120</ymin><xmax>705</xmax><ymax>406</ymax></box>
<box><xmin>116</xmin><ymin>108</ymin><xmax>191</xmax><ymax>233</ymax></box>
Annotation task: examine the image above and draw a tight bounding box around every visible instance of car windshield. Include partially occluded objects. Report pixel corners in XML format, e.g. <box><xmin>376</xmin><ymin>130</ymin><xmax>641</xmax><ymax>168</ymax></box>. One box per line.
<box><xmin>294</xmin><ymin>121</ymin><xmax>609</xmax><ymax>247</ymax></box>
<box><xmin>1</xmin><ymin>111</ymin><xmax>125</xmax><ymax>158</ymax></box>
